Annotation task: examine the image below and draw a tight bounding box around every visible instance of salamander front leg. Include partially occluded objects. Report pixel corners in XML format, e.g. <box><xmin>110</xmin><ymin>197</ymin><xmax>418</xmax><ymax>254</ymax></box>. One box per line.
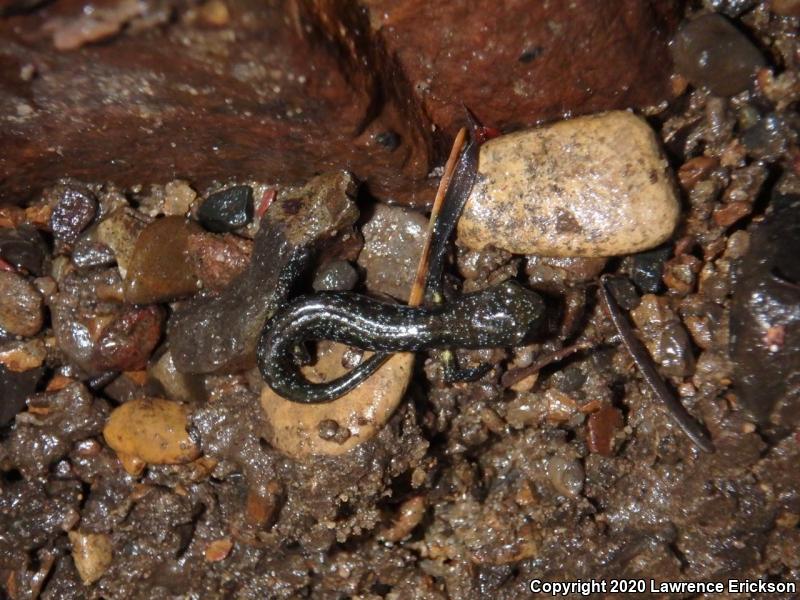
<box><xmin>440</xmin><ymin>349</ymin><xmax>493</xmax><ymax>383</ymax></box>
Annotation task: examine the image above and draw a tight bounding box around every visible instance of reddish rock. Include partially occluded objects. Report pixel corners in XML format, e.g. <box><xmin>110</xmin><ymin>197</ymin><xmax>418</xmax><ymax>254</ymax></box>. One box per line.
<box><xmin>0</xmin><ymin>0</ymin><xmax>680</xmax><ymax>207</ymax></box>
<box><xmin>186</xmin><ymin>231</ymin><xmax>253</xmax><ymax>292</ymax></box>
<box><xmin>358</xmin><ymin>0</ymin><xmax>681</xmax><ymax>136</ymax></box>
<box><xmin>587</xmin><ymin>404</ymin><xmax>623</xmax><ymax>456</ymax></box>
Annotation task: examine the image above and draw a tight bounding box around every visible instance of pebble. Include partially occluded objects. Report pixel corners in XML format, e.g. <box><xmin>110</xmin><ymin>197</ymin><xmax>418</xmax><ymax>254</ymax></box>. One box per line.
<box><xmin>148</xmin><ymin>351</ymin><xmax>206</xmax><ymax>403</ymax></box>
<box><xmin>312</xmin><ymin>260</ymin><xmax>359</xmax><ymax>292</ymax></box>
<box><xmin>162</xmin><ymin>180</ymin><xmax>197</xmax><ymax>216</ymax></box>
<box><xmin>68</xmin><ymin>531</ymin><xmax>112</xmax><ymax>585</ymax></box>
<box><xmin>124</xmin><ymin>216</ymin><xmax>203</xmax><ymax>304</ymax></box>
<box><xmin>198</xmin><ymin>185</ymin><xmax>254</xmax><ymax>233</ymax></box>
<box><xmin>0</xmin><ymin>338</ymin><xmax>46</xmax><ymax>372</ymax></box>
<box><xmin>670</xmin><ymin>14</ymin><xmax>765</xmax><ymax>97</ymax></box>
<box><xmin>457</xmin><ymin>112</ymin><xmax>680</xmax><ymax>257</ymax></box>
<box><xmin>678</xmin><ymin>156</ymin><xmax>719</xmax><ymax>191</ymax></box>
<box><xmin>52</xmin><ymin>269</ymin><xmax>164</xmax><ymax>374</ymax></box>
<box><xmin>546</xmin><ymin>456</ymin><xmax>585</xmax><ymax>497</ymax></box>
<box><xmin>95</xmin><ymin>207</ymin><xmax>152</xmax><ymax>278</ymax></box>
<box><xmin>72</xmin><ymin>236</ymin><xmax>117</xmax><ymax>269</ymax></box>
<box><xmin>525</xmin><ymin>256</ymin><xmax>607</xmax><ymax>294</ymax></box>
<box><xmin>186</xmin><ymin>231</ymin><xmax>252</xmax><ymax>292</ymax></box>
<box><xmin>357</xmin><ymin>203</ymin><xmax>427</xmax><ymax>300</ymax></box>
<box><xmin>261</xmin><ymin>341</ymin><xmax>414</xmax><ymax>457</ymax></box>
<box><xmin>103</xmin><ymin>397</ymin><xmax>200</xmax><ymax>474</ymax></box>
<box><xmin>204</xmin><ymin>538</ymin><xmax>233</xmax><ymax>562</ymax></box>
<box><xmin>0</xmin><ymin>271</ymin><xmax>44</xmax><ymax>337</ymax></box>
<box><xmin>587</xmin><ymin>404</ymin><xmax>623</xmax><ymax>456</ymax></box>
<box><xmin>48</xmin><ymin>181</ymin><xmax>97</xmax><ymax>244</ymax></box>
<box><xmin>631</xmin><ymin>244</ymin><xmax>672</xmax><ymax>293</ymax></box>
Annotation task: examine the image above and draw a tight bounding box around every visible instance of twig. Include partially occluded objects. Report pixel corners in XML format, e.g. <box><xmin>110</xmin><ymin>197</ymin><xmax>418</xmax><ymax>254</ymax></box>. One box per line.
<box><xmin>598</xmin><ymin>275</ymin><xmax>715</xmax><ymax>453</ymax></box>
<box><xmin>408</xmin><ymin>127</ymin><xmax>467</xmax><ymax>307</ymax></box>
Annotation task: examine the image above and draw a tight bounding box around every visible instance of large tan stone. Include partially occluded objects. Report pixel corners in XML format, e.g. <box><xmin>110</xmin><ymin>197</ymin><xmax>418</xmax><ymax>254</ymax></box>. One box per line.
<box><xmin>261</xmin><ymin>342</ymin><xmax>413</xmax><ymax>458</ymax></box>
<box><xmin>457</xmin><ymin>111</ymin><xmax>680</xmax><ymax>257</ymax></box>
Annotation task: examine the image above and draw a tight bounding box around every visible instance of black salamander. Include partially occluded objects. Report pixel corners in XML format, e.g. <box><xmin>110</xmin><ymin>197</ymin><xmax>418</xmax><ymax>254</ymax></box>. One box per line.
<box><xmin>257</xmin><ymin>279</ymin><xmax>544</xmax><ymax>403</ymax></box>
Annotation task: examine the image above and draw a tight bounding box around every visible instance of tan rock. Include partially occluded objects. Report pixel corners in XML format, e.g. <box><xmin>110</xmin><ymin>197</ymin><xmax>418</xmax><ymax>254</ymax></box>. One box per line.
<box><xmin>103</xmin><ymin>397</ymin><xmax>200</xmax><ymax>469</ymax></box>
<box><xmin>162</xmin><ymin>180</ymin><xmax>197</xmax><ymax>216</ymax></box>
<box><xmin>261</xmin><ymin>341</ymin><xmax>413</xmax><ymax>458</ymax></box>
<box><xmin>457</xmin><ymin>111</ymin><xmax>680</xmax><ymax>257</ymax></box>
<box><xmin>68</xmin><ymin>531</ymin><xmax>112</xmax><ymax>585</ymax></box>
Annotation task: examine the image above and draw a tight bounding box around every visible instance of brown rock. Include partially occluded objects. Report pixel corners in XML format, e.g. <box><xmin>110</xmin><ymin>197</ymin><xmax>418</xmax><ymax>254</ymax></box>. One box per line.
<box><xmin>0</xmin><ymin>1</ymin><xmax>432</xmax><ymax>206</ymax></box>
<box><xmin>95</xmin><ymin>207</ymin><xmax>153</xmax><ymax>278</ymax></box>
<box><xmin>103</xmin><ymin>397</ymin><xmax>200</xmax><ymax>468</ymax></box>
<box><xmin>124</xmin><ymin>216</ymin><xmax>203</xmax><ymax>304</ymax></box>
<box><xmin>52</xmin><ymin>268</ymin><xmax>164</xmax><ymax>374</ymax></box>
<box><xmin>357</xmin><ymin>203</ymin><xmax>428</xmax><ymax>300</ymax></box>
<box><xmin>587</xmin><ymin>404</ymin><xmax>623</xmax><ymax>456</ymax></box>
<box><xmin>0</xmin><ymin>338</ymin><xmax>46</xmax><ymax>372</ymax></box>
<box><xmin>0</xmin><ymin>1</ymin><xmax>678</xmax><ymax>207</ymax></box>
<box><xmin>360</xmin><ymin>0</ymin><xmax>680</xmax><ymax>137</ymax></box>
<box><xmin>0</xmin><ymin>271</ymin><xmax>44</xmax><ymax>337</ymax></box>
<box><xmin>204</xmin><ymin>538</ymin><xmax>233</xmax><ymax>562</ymax></box>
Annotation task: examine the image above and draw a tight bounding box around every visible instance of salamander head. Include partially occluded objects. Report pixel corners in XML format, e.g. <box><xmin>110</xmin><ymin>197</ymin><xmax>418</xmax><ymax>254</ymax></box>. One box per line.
<box><xmin>461</xmin><ymin>279</ymin><xmax>544</xmax><ymax>346</ymax></box>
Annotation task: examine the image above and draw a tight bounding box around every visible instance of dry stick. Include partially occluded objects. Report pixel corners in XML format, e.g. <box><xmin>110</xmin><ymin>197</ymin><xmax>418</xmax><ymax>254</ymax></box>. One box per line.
<box><xmin>408</xmin><ymin>127</ymin><xmax>467</xmax><ymax>308</ymax></box>
<box><xmin>597</xmin><ymin>275</ymin><xmax>715</xmax><ymax>453</ymax></box>
<box><xmin>501</xmin><ymin>340</ymin><xmax>595</xmax><ymax>388</ymax></box>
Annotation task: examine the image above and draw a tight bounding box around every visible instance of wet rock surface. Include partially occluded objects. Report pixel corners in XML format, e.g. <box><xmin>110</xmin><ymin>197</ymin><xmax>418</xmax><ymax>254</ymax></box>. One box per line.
<box><xmin>730</xmin><ymin>197</ymin><xmax>800</xmax><ymax>433</ymax></box>
<box><xmin>103</xmin><ymin>397</ymin><xmax>200</xmax><ymax>473</ymax></box>
<box><xmin>52</xmin><ymin>268</ymin><xmax>164</xmax><ymax>374</ymax></box>
<box><xmin>312</xmin><ymin>259</ymin><xmax>359</xmax><ymax>292</ymax></box>
<box><xmin>670</xmin><ymin>13</ymin><xmax>766</xmax><ymax>97</ymax></box>
<box><xmin>124</xmin><ymin>216</ymin><xmax>203</xmax><ymax>304</ymax></box>
<box><xmin>47</xmin><ymin>180</ymin><xmax>98</xmax><ymax>245</ymax></box>
<box><xmin>186</xmin><ymin>231</ymin><xmax>253</xmax><ymax>292</ymax></box>
<box><xmin>197</xmin><ymin>185</ymin><xmax>254</xmax><ymax>233</ymax></box>
<box><xmin>457</xmin><ymin>112</ymin><xmax>681</xmax><ymax>256</ymax></box>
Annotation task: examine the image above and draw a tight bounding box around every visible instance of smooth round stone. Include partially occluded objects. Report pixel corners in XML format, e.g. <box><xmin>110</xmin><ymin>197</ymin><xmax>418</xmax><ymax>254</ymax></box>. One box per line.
<box><xmin>124</xmin><ymin>216</ymin><xmax>203</xmax><ymax>304</ymax></box>
<box><xmin>456</xmin><ymin>111</ymin><xmax>680</xmax><ymax>257</ymax></box>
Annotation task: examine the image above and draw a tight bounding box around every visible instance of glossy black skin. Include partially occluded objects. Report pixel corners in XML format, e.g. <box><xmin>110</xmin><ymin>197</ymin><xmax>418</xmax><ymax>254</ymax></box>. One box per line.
<box><xmin>257</xmin><ymin>280</ymin><xmax>544</xmax><ymax>403</ymax></box>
